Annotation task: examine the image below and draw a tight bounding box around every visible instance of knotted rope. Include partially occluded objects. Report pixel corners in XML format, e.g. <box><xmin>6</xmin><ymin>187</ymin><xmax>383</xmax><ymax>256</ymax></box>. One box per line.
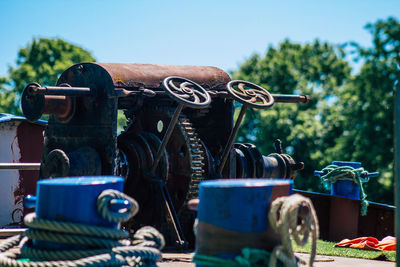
<box><xmin>320</xmin><ymin>165</ymin><xmax>369</xmax><ymax>215</ymax></box>
<box><xmin>0</xmin><ymin>190</ymin><xmax>164</xmax><ymax>267</ymax></box>
<box><xmin>268</xmin><ymin>194</ymin><xmax>319</xmax><ymax>267</ymax></box>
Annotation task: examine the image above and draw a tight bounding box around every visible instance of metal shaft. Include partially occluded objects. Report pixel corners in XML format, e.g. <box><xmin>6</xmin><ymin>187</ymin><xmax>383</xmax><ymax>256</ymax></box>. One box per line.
<box><xmin>0</xmin><ymin>228</ymin><xmax>26</xmax><ymax>237</ymax></box>
<box><xmin>272</xmin><ymin>94</ymin><xmax>309</xmax><ymax>103</ymax></box>
<box><xmin>158</xmin><ymin>181</ymin><xmax>186</xmax><ymax>247</ymax></box>
<box><xmin>0</xmin><ymin>163</ymin><xmax>41</xmax><ymax>170</ymax></box>
<box><xmin>151</xmin><ymin>104</ymin><xmax>183</xmax><ymax>173</ymax></box>
<box><xmin>30</xmin><ymin>86</ymin><xmax>91</xmax><ymax>96</ymax></box>
<box><xmin>217</xmin><ymin>105</ymin><xmax>248</xmax><ymax>174</ymax></box>
<box><xmin>394</xmin><ymin>79</ymin><xmax>400</xmax><ymax>264</ymax></box>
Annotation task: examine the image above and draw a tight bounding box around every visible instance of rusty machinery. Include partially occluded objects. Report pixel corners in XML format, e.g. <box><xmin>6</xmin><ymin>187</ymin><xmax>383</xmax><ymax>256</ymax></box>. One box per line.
<box><xmin>21</xmin><ymin>63</ymin><xmax>309</xmax><ymax>247</ymax></box>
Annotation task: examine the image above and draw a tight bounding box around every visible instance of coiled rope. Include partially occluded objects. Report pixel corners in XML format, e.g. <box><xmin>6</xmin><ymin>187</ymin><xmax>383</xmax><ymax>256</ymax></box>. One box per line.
<box><xmin>319</xmin><ymin>165</ymin><xmax>369</xmax><ymax>215</ymax></box>
<box><xmin>268</xmin><ymin>194</ymin><xmax>319</xmax><ymax>267</ymax></box>
<box><xmin>192</xmin><ymin>194</ymin><xmax>319</xmax><ymax>267</ymax></box>
<box><xmin>0</xmin><ymin>189</ymin><xmax>165</xmax><ymax>267</ymax></box>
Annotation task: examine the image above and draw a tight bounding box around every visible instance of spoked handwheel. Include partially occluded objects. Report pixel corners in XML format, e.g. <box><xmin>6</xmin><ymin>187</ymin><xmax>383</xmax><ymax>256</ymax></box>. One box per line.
<box><xmin>226</xmin><ymin>80</ymin><xmax>274</xmax><ymax>109</ymax></box>
<box><xmin>162</xmin><ymin>76</ymin><xmax>211</xmax><ymax>109</ymax></box>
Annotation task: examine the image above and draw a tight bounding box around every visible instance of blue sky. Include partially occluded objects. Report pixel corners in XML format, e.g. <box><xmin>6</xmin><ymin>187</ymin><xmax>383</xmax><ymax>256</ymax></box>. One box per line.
<box><xmin>0</xmin><ymin>0</ymin><xmax>399</xmax><ymax>78</ymax></box>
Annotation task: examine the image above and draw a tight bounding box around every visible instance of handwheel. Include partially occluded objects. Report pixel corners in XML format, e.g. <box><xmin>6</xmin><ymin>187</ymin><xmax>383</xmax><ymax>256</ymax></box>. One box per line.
<box><xmin>162</xmin><ymin>76</ymin><xmax>211</xmax><ymax>109</ymax></box>
<box><xmin>227</xmin><ymin>80</ymin><xmax>274</xmax><ymax>109</ymax></box>
<box><xmin>21</xmin><ymin>82</ymin><xmax>45</xmax><ymax>122</ymax></box>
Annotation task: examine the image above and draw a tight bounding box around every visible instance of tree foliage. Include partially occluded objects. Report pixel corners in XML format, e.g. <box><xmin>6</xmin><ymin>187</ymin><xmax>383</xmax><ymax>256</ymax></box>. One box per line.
<box><xmin>232</xmin><ymin>17</ymin><xmax>400</xmax><ymax>204</ymax></box>
<box><xmin>0</xmin><ymin>37</ymin><xmax>95</xmax><ymax>114</ymax></box>
<box><xmin>232</xmin><ymin>40</ymin><xmax>351</xmax><ymax>193</ymax></box>
<box><xmin>0</xmin><ymin>77</ymin><xmax>17</xmax><ymax>114</ymax></box>
<box><xmin>326</xmin><ymin>17</ymin><xmax>400</xmax><ymax>204</ymax></box>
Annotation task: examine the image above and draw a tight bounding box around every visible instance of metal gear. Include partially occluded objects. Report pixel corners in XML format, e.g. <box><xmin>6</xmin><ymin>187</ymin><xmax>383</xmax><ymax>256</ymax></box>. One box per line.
<box><xmin>131</xmin><ymin>106</ymin><xmax>205</xmax><ymax>211</ymax></box>
<box><xmin>118</xmin><ymin>106</ymin><xmax>205</xmax><ymax>245</ymax></box>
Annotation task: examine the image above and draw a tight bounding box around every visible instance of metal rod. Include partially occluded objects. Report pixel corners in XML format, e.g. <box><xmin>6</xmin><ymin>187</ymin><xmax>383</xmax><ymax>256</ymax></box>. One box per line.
<box><xmin>158</xmin><ymin>181</ymin><xmax>186</xmax><ymax>247</ymax></box>
<box><xmin>30</xmin><ymin>86</ymin><xmax>91</xmax><ymax>96</ymax></box>
<box><xmin>272</xmin><ymin>94</ymin><xmax>309</xmax><ymax>103</ymax></box>
<box><xmin>151</xmin><ymin>104</ymin><xmax>183</xmax><ymax>173</ymax></box>
<box><xmin>0</xmin><ymin>163</ymin><xmax>41</xmax><ymax>170</ymax></box>
<box><xmin>394</xmin><ymin>79</ymin><xmax>400</xmax><ymax>264</ymax></box>
<box><xmin>0</xmin><ymin>228</ymin><xmax>27</xmax><ymax>237</ymax></box>
<box><xmin>207</xmin><ymin>91</ymin><xmax>309</xmax><ymax>104</ymax></box>
<box><xmin>217</xmin><ymin>105</ymin><xmax>248</xmax><ymax>174</ymax></box>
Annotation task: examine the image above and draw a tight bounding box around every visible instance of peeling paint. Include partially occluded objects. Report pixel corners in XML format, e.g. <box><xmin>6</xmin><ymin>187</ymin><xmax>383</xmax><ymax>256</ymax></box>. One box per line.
<box><xmin>0</xmin><ymin>120</ymin><xmax>44</xmax><ymax>226</ymax></box>
<box><xmin>17</xmin><ymin>122</ymin><xmax>44</xmax><ymax>218</ymax></box>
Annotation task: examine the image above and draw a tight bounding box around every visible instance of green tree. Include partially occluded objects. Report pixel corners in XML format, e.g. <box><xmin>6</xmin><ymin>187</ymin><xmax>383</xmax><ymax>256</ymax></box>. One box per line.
<box><xmin>232</xmin><ymin>40</ymin><xmax>351</xmax><ymax>193</ymax></box>
<box><xmin>325</xmin><ymin>17</ymin><xmax>400</xmax><ymax>204</ymax></box>
<box><xmin>0</xmin><ymin>37</ymin><xmax>95</xmax><ymax>114</ymax></box>
<box><xmin>232</xmin><ymin>17</ymin><xmax>400</xmax><ymax>204</ymax></box>
<box><xmin>0</xmin><ymin>77</ymin><xmax>17</xmax><ymax>114</ymax></box>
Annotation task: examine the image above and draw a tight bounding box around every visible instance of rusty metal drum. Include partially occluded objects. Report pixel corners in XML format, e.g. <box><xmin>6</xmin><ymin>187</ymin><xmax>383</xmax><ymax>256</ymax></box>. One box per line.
<box><xmin>195</xmin><ymin>179</ymin><xmax>292</xmax><ymax>259</ymax></box>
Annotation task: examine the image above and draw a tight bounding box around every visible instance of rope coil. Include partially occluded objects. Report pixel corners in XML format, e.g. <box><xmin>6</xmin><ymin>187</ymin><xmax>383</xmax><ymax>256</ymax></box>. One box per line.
<box><xmin>319</xmin><ymin>165</ymin><xmax>370</xmax><ymax>215</ymax></box>
<box><xmin>268</xmin><ymin>194</ymin><xmax>319</xmax><ymax>267</ymax></box>
<box><xmin>0</xmin><ymin>189</ymin><xmax>164</xmax><ymax>267</ymax></box>
<box><xmin>193</xmin><ymin>194</ymin><xmax>319</xmax><ymax>267</ymax></box>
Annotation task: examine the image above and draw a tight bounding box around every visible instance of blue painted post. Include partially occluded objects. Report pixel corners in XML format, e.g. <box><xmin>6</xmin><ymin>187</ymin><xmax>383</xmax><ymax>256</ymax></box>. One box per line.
<box><xmin>331</xmin><ymin>161</ymin><xmax>362</xmax><ymax>200</ymax></box>
<box><xmin>314</xmin><ymin>161</ymin><xmax>378</xmax><ymax>240</ymax></box>
<box><xmin>314</xmin><ymin>161</ymin><xmax>378</xmax><ymax>200</ymax></box>
<box><xmin>24</xmin><ymin>176</ymin><xmax>126</xmax><ymax>249</ymax></box>
<box><xmin>195</xmin><ymin>179</ymin><xmax>292</xmax><ymax>260</ymax></box>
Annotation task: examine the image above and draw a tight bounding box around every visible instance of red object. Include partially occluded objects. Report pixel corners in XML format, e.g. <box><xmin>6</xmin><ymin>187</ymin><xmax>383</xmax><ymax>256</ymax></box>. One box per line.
<box><xmin>335</xmin><ymin>236</ymin><xmax>396</xmax><ymax>251</ymax></box>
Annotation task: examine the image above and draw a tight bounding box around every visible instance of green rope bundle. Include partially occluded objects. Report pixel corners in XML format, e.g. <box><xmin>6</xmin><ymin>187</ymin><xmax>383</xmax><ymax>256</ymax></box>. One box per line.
<box><xmin>320</xmin><ymin>165</ymin><xmax>370</xmax><ymax>216</ymax></box>
<box><xmin>0</xmin><ymin>189</ymin><xmax>165</xmax><ymax>267</ymax></box>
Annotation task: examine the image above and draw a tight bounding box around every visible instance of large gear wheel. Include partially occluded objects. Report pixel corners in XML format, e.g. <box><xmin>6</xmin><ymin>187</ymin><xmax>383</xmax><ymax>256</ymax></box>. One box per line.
<box><xmin>118</xmin><ymin>106</ymin><xmax>205</xmax><ymax>245</ymax></box>
<box><xmin>133</xmin><ymin>106</ymin><xmax>205</xmax><ymax>209</ymax></box>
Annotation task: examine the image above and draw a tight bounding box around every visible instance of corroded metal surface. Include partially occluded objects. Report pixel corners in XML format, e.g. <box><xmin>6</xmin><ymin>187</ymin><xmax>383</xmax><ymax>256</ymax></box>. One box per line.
<box><xmin>93</xmin><ymin>63</ymin><xmax>230</xmax><ymax>90</ymax></box>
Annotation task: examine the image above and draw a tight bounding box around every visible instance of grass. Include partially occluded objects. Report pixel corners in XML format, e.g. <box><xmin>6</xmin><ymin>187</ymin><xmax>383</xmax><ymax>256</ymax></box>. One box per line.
<box><xmin>293</xmin><ymin>240</ymin><xmax>396</xmax><ymax>262</ymax></box>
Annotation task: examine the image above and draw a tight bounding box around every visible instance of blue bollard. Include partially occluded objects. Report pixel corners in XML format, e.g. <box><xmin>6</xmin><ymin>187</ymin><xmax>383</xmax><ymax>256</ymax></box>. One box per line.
<box><xmin>25</xmin><ymin>176</ymin><xmax>125</xmax><ymax>228</ymax></box>
<box><xmin>195</xmin><ymin>179</ymin><xmax>292</xmax><ymax>260</ymax></box>
<box><xmin>314</xmin><ymin>161</ymin><xmax>378</xmax><ymax>200</ymax></box>
<box><xmin>24</xmin><ymin>176</ymin><xmax>127</xmax><ymax>250</ymax></box>
<box><xmin>331</xmin><ymin>180</ymin><xmax>361</xmax><ymax>200</ymax></box>
<box><xmin>331</xmin><ymin>161</ymin><xmax>361</xmax><ymax>200</ymax></box>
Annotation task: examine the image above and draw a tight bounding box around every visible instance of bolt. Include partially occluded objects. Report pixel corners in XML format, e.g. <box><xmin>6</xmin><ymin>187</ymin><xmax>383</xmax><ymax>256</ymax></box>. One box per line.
<box><xmin>187</xmin><ymin>198</ymin><xmax>199</xmax><ymax>211</ymax></box>
<box><xmin>274</xmin><ymin>139</ymin><xmax>283</xmax><ymax>154</ymax></box>
<box><xmin>77</xmin><ymin>64</ymin><xmax>85</xmax><ymax>73</ymax></box>
<box><xmin>292</xmin><ymin>162</ymin><xmax>305</xmax><ymax>171</ymax></box>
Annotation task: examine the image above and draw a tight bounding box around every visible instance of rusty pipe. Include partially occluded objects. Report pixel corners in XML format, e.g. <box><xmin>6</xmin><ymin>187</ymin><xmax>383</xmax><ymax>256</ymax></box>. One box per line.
<box><xmin>22</xmin><ymin>83</ymin><xmax>76</xmax><ymax>122</ymax></box>
<box><xmin>44</xmin><ymin>95</ymin><xmax>73</xmax><ymax>119</ymax></box>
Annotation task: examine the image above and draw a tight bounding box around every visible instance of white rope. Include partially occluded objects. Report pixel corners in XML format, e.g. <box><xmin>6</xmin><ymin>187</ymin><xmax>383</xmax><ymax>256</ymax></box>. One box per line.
<box><xmin>268</xmin><ymin>194</ymin><xmax>319</xmax><ymax>267</ymax></box>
